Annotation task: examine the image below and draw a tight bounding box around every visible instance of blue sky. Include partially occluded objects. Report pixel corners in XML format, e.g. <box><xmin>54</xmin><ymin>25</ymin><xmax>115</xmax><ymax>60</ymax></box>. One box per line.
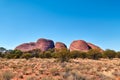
<box><xmin>0</xmin><ymin>0</ymin><xmax>120</xmax><ymax>51</ymax></box>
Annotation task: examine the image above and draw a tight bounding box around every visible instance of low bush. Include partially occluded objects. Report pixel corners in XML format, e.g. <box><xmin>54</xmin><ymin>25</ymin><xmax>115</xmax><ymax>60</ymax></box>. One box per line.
<box><xmin>87</xmin><ymin>49</ymin><xmax>102</xmax><ymax>60</ymax></box>
<box><xmin>0</xmin><ymin>47</ymin><xmax>120</xmax><ymax>60</ymax></box>
<box><xmin>70</xmin><ymin>51</ymin><xmax>87</xmax><ymax>59</ymax></box>
<box><xmin>39</xmin><ymin>49</ymin><xmax>54</xmax><ymax>58</ymax></box>
<box><xmin>54</xmin><ymin>49</ymin><xmax>70</xmax><ymax>62</ymax></box>
<box><xmin>21</xmin><ymin>53</ymin><xmax>33</xmax><ymax>59</ymax></box>
<box><xmin>102</xmin><ymin>49</ymin><xmax>117</xmax><ymax>59</ymax></box>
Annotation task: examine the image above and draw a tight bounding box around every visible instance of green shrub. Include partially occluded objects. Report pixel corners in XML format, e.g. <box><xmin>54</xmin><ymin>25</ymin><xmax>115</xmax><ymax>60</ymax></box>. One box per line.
<box><xmin>87</xmin><ymin>49</ymin><xmax>102</xmax><ymax>60</ymax></box>
<box><xmin>39</xmin><ymin>51</ymin><xmax>52</xmax><ymax>58</ymax></box>
<box><xmin>54</xmin><ymin>49</ymin><xmax>70</xmax><ymax>62</ymax></box>
<box><xmin>103</xmin><ymin>49</ymin><xmax>117</xmax><ymax>59</ymax></box>
<box><xmin>21</xmin><ymin>53</ymin><xmax>32</xmax><ymax>59</ymax></box>
<box><xmin>39</xmin><ymin>49</ymin><xmax>54</xmax><ymax>58</ymax></box>
<box><xmin>27</xmin><ymin>49</ymin><xmax>41</xmax><ymax>58</ymax></box>
<box><xmin>70</xmin><ymin>51</ymin><xmax>87</xmax><ymax>59</ymax></box>
<box><xmin>4</xmin><ymin>50</ymin><xmax>23</xmax><ymax>59</ymax></box>
<box><xmin>4</xmin><ymin>53</ymin><xmax>16</xmax><ymax>59</ymax></box>
<box><xmin>70</xmin><ymin>51</ymin><xmax>80</xmax><ymax>58</ymax></box>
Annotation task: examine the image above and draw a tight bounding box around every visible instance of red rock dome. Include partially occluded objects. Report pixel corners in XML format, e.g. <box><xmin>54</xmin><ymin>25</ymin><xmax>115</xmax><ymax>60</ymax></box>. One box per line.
<box><xmin>15</xmin><ymin>38</ymin><xmax>54</xmax><ymax>52</ymax></box>
<box><xmin>36</xmin><ymin>38</ymin><xmax>54</xmax><ymax>51</ymax></box>
<box><xmin>15</xmin><ymin>42</ymin><xmax>36</xmax><ymax>52</ymax></box>
<box><xmin>69</xmin><ymin>40</ymin><xmax>90</xmax><ymax>52</ymax></box>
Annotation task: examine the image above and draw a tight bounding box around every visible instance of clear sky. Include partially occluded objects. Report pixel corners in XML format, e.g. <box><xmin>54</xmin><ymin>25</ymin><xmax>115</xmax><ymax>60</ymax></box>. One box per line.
<box><xmin>0</xmin><ymin>0</ymin><xmax>120</xmax><ymax>51</ymax></box>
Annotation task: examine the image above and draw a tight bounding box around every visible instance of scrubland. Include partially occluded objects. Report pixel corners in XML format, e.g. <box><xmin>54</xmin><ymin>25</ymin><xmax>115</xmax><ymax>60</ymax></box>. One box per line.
<box><xmin>0</xmin><ymin>58</ymin><xmax>120</xmax><ymax>80</ymax></box>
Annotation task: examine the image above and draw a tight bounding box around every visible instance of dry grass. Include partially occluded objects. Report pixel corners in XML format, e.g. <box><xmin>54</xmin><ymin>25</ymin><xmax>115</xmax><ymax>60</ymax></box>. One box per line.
<box><xmin>0</xmin><ymin>58</ymin><xmax>120</xmax><ymax>80</ymax></box>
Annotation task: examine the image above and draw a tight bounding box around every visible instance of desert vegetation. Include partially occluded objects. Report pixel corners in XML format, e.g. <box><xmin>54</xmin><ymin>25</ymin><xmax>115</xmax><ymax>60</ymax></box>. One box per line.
<box><xmin>0</xmin><ymin>47</ymin><xmax>120</xmax><ymax>60</ymax></box>
<box><xmin>0</xmin><ymin>58</ymin><xmax>120</xmax><ymax>80</ymax></box>
<box><xmin>0</xmin><ymin>47</ymin><xmax>120</xmax><ymax>80</ymax></box>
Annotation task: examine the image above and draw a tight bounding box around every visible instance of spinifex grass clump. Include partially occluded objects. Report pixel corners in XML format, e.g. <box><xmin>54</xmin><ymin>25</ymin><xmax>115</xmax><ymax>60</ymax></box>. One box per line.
<box><xmin>0</xmin><ymin>70</ymin><xmax>15</xmax><ymax>80</ymax></box>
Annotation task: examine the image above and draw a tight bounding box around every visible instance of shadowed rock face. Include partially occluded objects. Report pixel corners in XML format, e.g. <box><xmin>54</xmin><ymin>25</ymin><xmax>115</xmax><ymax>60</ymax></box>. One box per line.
<box><xmin>69</xmin><ymin>40</ymin><xmax>90</xmax><ymax>52</ymax></box>
<box><xmin>87</xmin><ymin>43</ymin><xmax>103</xmax><ymax>52</ymax></box>
<box><xmin>15</xmin><ymin>38</ymin><xmax>54</xmax><ymax>52</ymax></box>
<box><xmin>55</xmin><ymin>42</ymin><xmax>67</xmax><ymax>50</ymax></box>
<box><xmin>69</xmin><ymin>40</ymin><xmax>103</xmax><ymax>52</ymax></box>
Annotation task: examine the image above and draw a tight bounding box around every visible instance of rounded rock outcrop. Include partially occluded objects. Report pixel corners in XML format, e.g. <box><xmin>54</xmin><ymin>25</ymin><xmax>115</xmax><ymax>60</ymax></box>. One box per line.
<box><xmin>36</xmin><ymin>38</ymin><xmax>54</xmax><ymax>51</ymax></box>
<box><xmin>15</xmin><ymin>42</ymin><xmax>36</xmax><ymax>52</ymax></box>
<box><xmin>69</xmin><ymin>40</ymin><xmax>90</xmax><ymax>52</ymax></box>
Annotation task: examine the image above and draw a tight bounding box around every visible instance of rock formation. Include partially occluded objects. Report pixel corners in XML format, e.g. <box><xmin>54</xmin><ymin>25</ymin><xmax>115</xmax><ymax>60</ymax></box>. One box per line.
<box><xmin>15</xmin><ymin>38</ymin><xmax>54</xmax><ymax>52</ymax></box>
<box><xmin>15</xmin><ymin>38</ymin><xmax>103</xmax><ymax>52</ymax></box>
<box><xmin>15</xmin><ymin>42</ymin><xmax>36</xmax><ymax>52</ymax></box>
<box><xmin>69</xmin><ymin>40</ymin><xmax>90</xmax><ymax>52</ymax></box>
<box><xmin>55</xmin><ymin>42</ymin><xmax>67</xmax><ymax>50</ymax></box>
<box><xmin>69</xmin><ymin>40</ymin><xmax>103</xmax><ymax>52</ymax></box>
<box><xmin>36</xmin><ymin>38</ymin><xmax>54</xmax><ymax>51</ymax></box>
